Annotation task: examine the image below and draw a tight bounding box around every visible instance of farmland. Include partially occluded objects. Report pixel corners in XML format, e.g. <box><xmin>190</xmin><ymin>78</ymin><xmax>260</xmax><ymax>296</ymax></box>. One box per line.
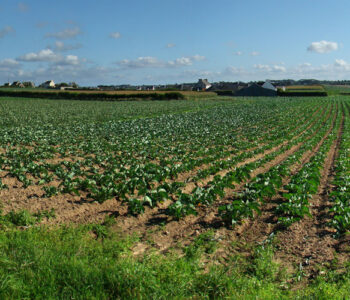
<box><xmin>0</xmin><ymin>87</ymin><xmax>217</xmax><ymax>99</ymax></box>
<box><xmin>1</xmin><ymin>95</ymin><xmax>350</xmax><ymax>298</ymax></box>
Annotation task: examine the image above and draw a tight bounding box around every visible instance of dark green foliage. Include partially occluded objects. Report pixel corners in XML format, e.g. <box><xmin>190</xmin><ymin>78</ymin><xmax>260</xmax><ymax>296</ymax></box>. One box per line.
<box><xmin>277</xmin><ymin>90</ymin><xmax>328</xmax><ymax>97</ymax></box>
<box><xmin>0</xmin><ymin>90</ymin><xmax>185</xmax><ymax>101</ymax></box>
<box><xmin>215</xmin><ymin>90</ymin><xmax>234</xmax><ymax>96</ymax></box>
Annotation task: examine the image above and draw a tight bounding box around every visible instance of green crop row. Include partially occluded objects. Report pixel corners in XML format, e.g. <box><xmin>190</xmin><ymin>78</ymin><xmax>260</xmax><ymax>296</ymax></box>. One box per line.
<box><xmin>329</xmin><ymin>103</ymin><xmax>350</xmax><ymax>234</ymax></box>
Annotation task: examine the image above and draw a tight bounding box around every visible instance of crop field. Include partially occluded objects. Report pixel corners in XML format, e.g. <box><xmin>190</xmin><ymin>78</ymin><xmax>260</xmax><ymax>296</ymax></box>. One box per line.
<box><xmin>284</xmin><ymin>85</ymin><xmax>325</xmax><ymax>91</ymax></box>
<box><xmin>2</xmin><ymin>95</ymin><xmax>350</xmax><ymax>298</ymax></box>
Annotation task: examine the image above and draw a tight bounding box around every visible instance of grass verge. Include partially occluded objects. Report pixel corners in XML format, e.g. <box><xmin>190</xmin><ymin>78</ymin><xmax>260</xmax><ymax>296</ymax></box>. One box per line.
<box><xmin>0</xmin><ymin>216</ymin><xmax>348</xmax><ymax>299</ymax></box>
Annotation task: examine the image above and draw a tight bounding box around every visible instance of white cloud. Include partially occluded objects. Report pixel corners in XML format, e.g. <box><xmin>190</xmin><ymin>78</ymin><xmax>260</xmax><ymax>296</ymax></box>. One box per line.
<box><xmin>117</xmin><ymin>55</ymin><xmax>206</xmax><ymax>69</ymax></box>
<box><xmin>192</xmin><ymin>54</ymin><xmax>205</xmax><ymax>61</ymax></box>
<box><xmin>168</xmin><ymin>55</ymin><xmax>205</xmax><ymax>66</ymax></box>
<box><xmin>0</xmin><ymin>26</ymin><xmax>14</xmax><ymax>38</ymax></box>
<box><xmin>60</xmin><ymin>55</ymin><xmax>80</xmax><ymax>65</ymax></box>
<box><xmin>46</xmin><ymin>27</ymin><xmax>81</xmax><ymax>39</ymax></box>
<box><xmin>273</xmin><ymin>65</ymin><xmax>286</xmax><ymax>72</ymax></box>
<box><xmin>110</xmin><ymin>32</ymin><xmax>121</xmax><ymax>39</ymax></box>
<box><xmin>17</xmin><ymin>49</ymin><xmax>82</xmax><ymax>66</ymax></box>
<box><xmin>18</xmin><ymin>49</ymin><xmax>57</xmax><ymax>62</ymax></box>
<box><xmin>48</xmin><ymin>41</ymin><xmax>82</xmax><ymax>52</ymax></box>
<box><xmin>307</xmin><ymin>40</ymin><xmax>338</xmax><ymax>53</ymax></box>
<box><xmin>182</xmin><ymin>69</ymin><xmax>219</xmax><ymax>77</ymax></box>
<box><xmin>118</xmin><ymin>56</ymin><xmax>161</xmax><ymax>68</ymax></box>
<box><xmin>166</xmin><ymin>43</ymin><xmax>176</xmax><ymax>48</ymax></box>
<box><xmin>333</xmin><ymin>59</ymin><xmax>350</xmax><ymax>71</ymax></box>
<box><xmin>254</xmin><ymin>64</ymin><xmax>286</xmax><ymax>72</ymax></box>
<box><xmin>233</xmin><ymin>51</ymin><xmax>243</xmax><ymax>56</ymax></box>
<box><xmin>299</xmin><ymin>62</ymin><xmax>312</xmax><ymax>68</ymax></box>
<box><xmin>0</xmin><ymin>63</ymin><xmax>117</xmax><ymax>86</ymax></box>
<box><xmin>0</xmin><ymin>58</ymin><xmax>20</xmax><ymax>68</ymax></box>
<box><xmin>334</xmin><ymin>59</ymin><xmax>347</xmax><ymax>67</ymax></box>
<box><xmin>223</xmin><ymin>66</ymin><xmax>247</xmax><ymax>76</ymax></box>
<box><xmin>254</xmin><ymin>64</ymin><xmax>270</xmax><ymax>71</ymax></box>
<box><xmin>169</xmin><ymin>57</ymin><xmax>192</xmax><ymax>66</ymax></box>
<box><xmin>250</xmin><ymin>51</ymin><xmax>260</xmax><ymax>56</ymax></box>
<box><xmin>277</xmin><ymin>59</ymin><xmax>350</xmax><ymax>78</ymax></box>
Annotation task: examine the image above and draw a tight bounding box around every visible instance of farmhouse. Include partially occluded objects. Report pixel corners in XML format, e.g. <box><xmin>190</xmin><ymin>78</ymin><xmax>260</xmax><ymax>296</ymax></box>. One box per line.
<box><xmin>11</xmin><ymin>81</ymin><xmax>24</xmax><ymax>88</ymax></box>
<box><xmin>235</xmin><ymin>82</ymin><xmax>277</xmax><ymax>96</ymax></box>
<box><xmin>180</xmin><ymin>83</ymin><xmax>195</xmax><ymax>91</ymax></box>
<box><xmin>207</xmin><ymin>81</ymin><xmax>247</xmax><ymax>92</ymax></box>
<box><xmin>23</xmin><ymin>81</ymin><xmax>35</xmax><ymax>88</ymax></box>
<box><xmin>39</xmin><ymin>80</ymin><xmax>56</xmax><ymax>89</ymax></box>
<box><xmin>193</xmin><ymin>79</ymin><xmax>212</xmax><ymax>91</ymax></box>
<box><xmin>136</xmin><ymin>85</ymin><xmax>155</xmax><ymax>91</ymax></box>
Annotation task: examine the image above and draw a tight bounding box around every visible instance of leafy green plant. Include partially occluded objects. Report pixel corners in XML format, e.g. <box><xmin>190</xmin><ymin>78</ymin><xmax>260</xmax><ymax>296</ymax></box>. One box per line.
<box><xmin>167</xmin><ymin>200</ymin><xmax>197</xmax><ymax>220</ymax></box>
<box><xmin>127</xmin><ymin>198</ymin><xmax>145</xmax><ymax>215</ymax></box>
<box><xmin>219</xmin><ymin>200</ymin><xmax>260</xmax><ymax>226</ymax></box>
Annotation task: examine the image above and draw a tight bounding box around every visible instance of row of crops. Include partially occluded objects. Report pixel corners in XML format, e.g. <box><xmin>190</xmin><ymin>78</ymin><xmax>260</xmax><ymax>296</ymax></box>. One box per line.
<box><xmin>0</xmin><ymin>96</ymin><xmax>349</xmax><ymax>236</ymax></box>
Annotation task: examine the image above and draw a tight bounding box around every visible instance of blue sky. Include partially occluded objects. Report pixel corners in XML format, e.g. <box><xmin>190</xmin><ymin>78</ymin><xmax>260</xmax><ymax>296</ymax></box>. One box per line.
<box><xmin>0</xmin><ymin>0</ymin><xmax>350</xmax><ymax>86</ymax></box>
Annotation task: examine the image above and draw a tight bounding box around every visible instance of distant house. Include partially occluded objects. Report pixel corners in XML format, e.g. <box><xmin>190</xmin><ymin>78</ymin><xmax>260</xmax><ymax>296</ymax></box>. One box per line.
<box><xmin>207</xmin><ymin>81</ymin><xmax>247</xmax><ymax>92</ymax></box>
<box><xmin>137</xmin><ymin>85</ymin><xmax>155</xmax><ymax>91</ymax></box>
<box><xmin>23</xmin><ymin>81</ymin><xmax>35</xmax><ymax>88</ymax></box>
<box><xmin>11</xmin><ymin>81</ymin><xmax>24</xmax><ymax>88</ymax></box>
<box><xmin>39</xmin><ymin>80</ymin><xmax>55</xmax><ymax>89</ymax></box>
<box><xmin>193</xmin><ymin>79</ymin><xmax>212</xmax><ymax>91</ymax></box>
<box><xmin>60</xmin><ymin>86</ymin><xmax>75</xmax><ymax>91</ymax></box>
<box><xmin>180</xmin><ymin>83</ymin><xmax>195</xmax><ymax>91</ymax></box>
<box><xmin>235</xmin><ymin>82</ymin><xmax>277</xmax><ymax>97</ymax></box>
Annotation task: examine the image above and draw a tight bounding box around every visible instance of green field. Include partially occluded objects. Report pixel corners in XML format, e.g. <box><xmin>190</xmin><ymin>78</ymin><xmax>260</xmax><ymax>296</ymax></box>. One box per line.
<box><xmin>1</xmin><ymin>95</ymin><xmax>350</xmax><ymax>298</ymax></box>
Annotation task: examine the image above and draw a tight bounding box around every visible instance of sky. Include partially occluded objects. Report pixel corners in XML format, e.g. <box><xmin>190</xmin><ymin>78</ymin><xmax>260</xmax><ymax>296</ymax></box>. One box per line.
<box><xmin>1</xmin><ymin>0</ymin><xmax>350</xmax><ymax>86</ymax></box>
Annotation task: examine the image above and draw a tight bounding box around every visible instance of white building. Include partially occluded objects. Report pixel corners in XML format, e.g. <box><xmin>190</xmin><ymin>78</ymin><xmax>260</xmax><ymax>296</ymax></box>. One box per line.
<box><xmin>194</xmin><ymin>79</ymin><xmax>212</xmax><ymax>91</ymax></box>
<box><xmin>40</xmin><ymin>80</ymin><xmax>56</xmax><ymax>89</ymax></box>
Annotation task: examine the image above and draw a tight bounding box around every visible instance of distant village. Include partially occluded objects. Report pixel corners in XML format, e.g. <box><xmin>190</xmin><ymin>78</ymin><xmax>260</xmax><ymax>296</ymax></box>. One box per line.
<box><xmin>2</xmin><ymin>78</ymin><xmax>350</xmax><ymax>96</ymax></box>
<box><xmin>3</xmin><ymin>80</ymin><xmax>78</xmax><ymax>90</ymax></box>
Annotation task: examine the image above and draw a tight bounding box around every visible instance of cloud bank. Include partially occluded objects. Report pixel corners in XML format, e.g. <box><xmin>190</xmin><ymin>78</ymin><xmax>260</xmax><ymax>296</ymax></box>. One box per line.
<box><xmin>117</xmin><ymin>55</ymin><xmax>205</xmax><ymax>69</ymax></box>
<box><xmin>17</xmin><ymin>49</ymin><xmax>81</xmax><ymax>66</ymax></box>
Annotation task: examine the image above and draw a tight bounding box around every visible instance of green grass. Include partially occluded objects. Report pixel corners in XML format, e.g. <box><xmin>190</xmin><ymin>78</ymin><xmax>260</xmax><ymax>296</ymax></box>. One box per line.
<box><xmin>0</xmin><ymin>224</ymin><xmax>350</xmax><ymax>299</ymax></box>
<box><xmin>0</xmin><ymin>224</ymin><xmax>291</xmax><ymax>299</ymax></box>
